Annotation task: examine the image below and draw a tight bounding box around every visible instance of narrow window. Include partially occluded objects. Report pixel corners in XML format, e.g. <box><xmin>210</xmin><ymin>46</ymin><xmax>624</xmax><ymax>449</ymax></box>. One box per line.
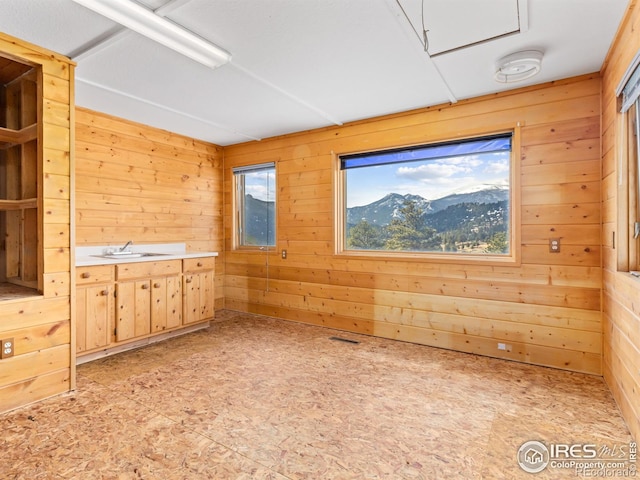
<box><xmin>617</xmin><ymin>50</ymin><xmax>640</xmax><ymax>271</ymax></box>
<box><xmin>233</xmin><ymin>162</ymin><xmax>276</xmax><ymax>248</ymax></box>
<box><xmin>339</xmin><ymin>133</ymin><xmax>513</xmax><ymax>256</ymax></box>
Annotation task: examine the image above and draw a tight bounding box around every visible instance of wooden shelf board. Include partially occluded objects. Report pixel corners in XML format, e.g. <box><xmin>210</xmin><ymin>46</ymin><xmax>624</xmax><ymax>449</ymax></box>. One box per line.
<box><xmin>0</xmin><ymin>123</ymin><xmax>37</xmax><ymax>147</ymax></box>
<box><xmin>0</xmin><ymin>198</ymin><xmax>37</xmax><ymax>210</ymax></box>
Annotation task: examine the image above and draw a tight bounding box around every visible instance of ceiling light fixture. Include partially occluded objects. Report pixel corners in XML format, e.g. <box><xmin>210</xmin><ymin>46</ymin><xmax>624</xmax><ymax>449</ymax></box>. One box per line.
<box><xmin>494</xmin><ymin>50</ymin><xmax>543</xmax><ymax>83</ymax></box>
<box><xmin>71</xmin><ymin>0</ymin><xmax>231</xmax><ymax>69</ymax></box>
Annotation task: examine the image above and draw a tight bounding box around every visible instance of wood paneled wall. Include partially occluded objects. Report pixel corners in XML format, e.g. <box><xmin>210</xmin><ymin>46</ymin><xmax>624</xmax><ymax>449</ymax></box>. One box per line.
<box><xmin>601</xmin><ymin>0</ymin><xmax>640</xmax><ymax>442</ymax></box>
<box><xmin>0</xmin><ymin>33</ymin><xmax>74</xmax><ymax>413</ymax></box>
<box><xmin>74</xmin><ymin>108</ymin><xmax>224</xmax><ymax>309</ymax></box>
<box><xmin>223</xmin><ymin>74</ymin><xmax>602</xmax><ymax>375</ymax></box>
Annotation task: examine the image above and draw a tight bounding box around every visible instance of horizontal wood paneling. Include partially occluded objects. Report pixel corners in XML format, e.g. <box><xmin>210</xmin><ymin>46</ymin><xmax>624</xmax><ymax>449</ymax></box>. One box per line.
<box><xmin>224</xmin><ymin>74</ymin><xmax>603</xmax><ymax>375</ymax></box>
<box><xmin>74</xmin><ymin>108</ymin><xmax>224</xmax><ymax>309</ymax></box>
<box><xmin>0</xmin><ymin>32</ymin><xmax>73</xmax><ymax>414</ymax></box>
<box><xmin>600</xmin><ymin>0</ymin><xmax>640</xmax><ymax>442</ymax></box>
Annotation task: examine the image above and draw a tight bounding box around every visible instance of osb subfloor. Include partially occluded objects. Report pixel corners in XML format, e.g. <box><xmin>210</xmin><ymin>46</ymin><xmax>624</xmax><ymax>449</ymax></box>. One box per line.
<box><xmin>1</xmin><ymin>311</ymin><xmax>634</xmax><ymax>479</ymax></box>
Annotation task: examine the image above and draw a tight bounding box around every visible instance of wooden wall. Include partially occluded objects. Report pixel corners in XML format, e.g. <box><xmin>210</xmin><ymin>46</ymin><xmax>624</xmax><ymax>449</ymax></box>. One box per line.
<box><xmin>74</xmin><ymin>108</ymin><xmax>224</xmax><ymax>309</ymax></box>
<box><xmin>601</xmin><ymin>0</ymin><xmax>640</xmax><ymax>442</ymax></box>
<box><xmin>223</xmin><ymin>74</ymin><xmax>602</xmax><ymax>375</ymax></box>
<box><xmin>0</xmin><ymin>33</ymin><xmax>74</xmax><ymax>413</ymax></box>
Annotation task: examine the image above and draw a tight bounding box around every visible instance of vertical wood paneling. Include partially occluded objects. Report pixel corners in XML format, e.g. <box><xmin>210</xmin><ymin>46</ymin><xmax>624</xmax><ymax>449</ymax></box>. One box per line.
<box><xmin>0</xmin><ymin>32</ymin><xmax>73</xmax><ymax>414</ymax></box>
<box><xmin>74</xmin><ymin>108</ymin><xmax>224</xmax><ymax>310</ymax></box>
<box><xmin>224</xmin><ymin>74</ymin><xmax>603</xmax><ymax>375</ymax></box>
<box><xmin>601</xmin><ymin>0</ymin><xmax>640</xmax><ymax>442</ymax></box>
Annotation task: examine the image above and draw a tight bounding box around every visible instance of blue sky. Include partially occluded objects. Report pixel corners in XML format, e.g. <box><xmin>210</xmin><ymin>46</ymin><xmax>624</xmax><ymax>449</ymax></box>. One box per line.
<box><xmin>244</xmin><ymin>170</ymin><xmax>276</xmax><ymax>202</ymax></box>
<box><xmin>345</xmin><ymin>151</ymin><xmax>510</xmax><ymax>207</ymax></box>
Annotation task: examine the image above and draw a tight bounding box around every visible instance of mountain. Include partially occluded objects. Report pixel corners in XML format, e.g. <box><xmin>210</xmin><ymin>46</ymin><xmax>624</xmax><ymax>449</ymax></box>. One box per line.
<box><xmin>429</xmin><ymin>187</ymin><xmax>509</xmax><ymax>213</ymax></box>
<box><xmin>347</xmin><ymin>193</ymin><xmax>432</xmax><ymax>226</ymax></box>
<box><xmin>424</xmin><ymin>200</ymin><xmax>508</xmax><ymax>235</ymax></box>
<box><xmin>243</xmin><ymin>194</ymin><xmax>275</xmax><ymax>245</ymax></box>
<box><xmin>347</xmin><ymin>187</ymin><xmax>508</xmax><ymax>227</ymax></box>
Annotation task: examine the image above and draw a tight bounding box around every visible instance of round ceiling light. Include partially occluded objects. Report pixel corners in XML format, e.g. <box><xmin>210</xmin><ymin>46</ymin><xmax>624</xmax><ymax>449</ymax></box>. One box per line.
<box><xmin>494</xmin><ymin>50</ymin><xmax>543</xmax><ymax>83</ymax></box>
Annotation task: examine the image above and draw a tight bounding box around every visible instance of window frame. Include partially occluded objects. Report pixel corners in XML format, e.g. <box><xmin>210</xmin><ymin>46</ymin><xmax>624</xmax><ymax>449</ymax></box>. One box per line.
<box><xmin>335</xmin><ymin>126</ymin><xmax>521</xmax><ymax>265</ymax></box>
<box><xmin>232</xmin><ymin>162</ymin><xmax>277</xmax><ymax>250</ymax></box>
<box><xmin>615</xmin><ymin>48</ymin><xmax>640</xmax><ymax>273</ymax></box>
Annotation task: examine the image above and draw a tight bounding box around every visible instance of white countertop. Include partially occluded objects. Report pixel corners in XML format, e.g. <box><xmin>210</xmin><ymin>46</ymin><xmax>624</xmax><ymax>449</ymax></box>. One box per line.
<box><xmin>76</xmin><ymin>243</ymin><xmax>218</xmax><ymax>267</ymax></box>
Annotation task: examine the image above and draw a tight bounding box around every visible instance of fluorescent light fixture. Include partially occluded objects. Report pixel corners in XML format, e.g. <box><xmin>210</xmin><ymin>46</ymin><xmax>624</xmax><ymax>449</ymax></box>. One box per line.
<box><xmin>71</xmin><ymin>0</ymin><xmax>231</xmax><ymax>69</ymax></box>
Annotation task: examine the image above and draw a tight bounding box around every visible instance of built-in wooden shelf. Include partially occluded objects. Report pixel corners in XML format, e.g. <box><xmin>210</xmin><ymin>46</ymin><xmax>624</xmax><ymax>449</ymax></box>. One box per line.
<box><xmin>0</xmin><ymin>123</ymin><xmax>37</xmax><ymax>149</ymax></box>
<box><xmin>0</xmin><ymin>198</ymin><xmax>37</xmax><ymax>210</ymax></box>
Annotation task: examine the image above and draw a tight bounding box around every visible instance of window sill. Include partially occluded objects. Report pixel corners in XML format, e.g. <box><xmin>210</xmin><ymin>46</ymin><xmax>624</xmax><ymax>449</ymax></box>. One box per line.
<box><xmin>337</xmin><ymin>249</ymin><xmax>519</xmax><ymax>266</ymax></box>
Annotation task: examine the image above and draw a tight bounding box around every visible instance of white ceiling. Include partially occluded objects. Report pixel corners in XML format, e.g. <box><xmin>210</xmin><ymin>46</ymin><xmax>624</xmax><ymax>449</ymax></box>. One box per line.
<box><xmin>0</xmin><ymin>0</ymin><xmax>629</xmax><ymax>146</ymax></box>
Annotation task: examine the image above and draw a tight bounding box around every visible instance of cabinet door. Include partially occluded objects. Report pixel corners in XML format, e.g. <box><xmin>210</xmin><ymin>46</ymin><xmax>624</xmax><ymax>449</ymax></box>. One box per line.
<box><xmin>166</xmin><ymin>274</ymin><xmax>183</xmax><ymax>329</ymax></box>
<box><xmin>151</xmin><ymin>274</ymin><xmax>182</xmax><ymax>332</ymax></box>
<box><xmin>199</xmin><ymin>269</ymin><xmax>215</xmax><ymax>320</ymax></box>
<box><xmin>183</xmin><ymin>273</ymin><xmax>200</xmax><ymax>325</ymax></box>
<box><xmin>183</xmin><ymin>270</ymin><xmax>214</xmax><ymax>325</ymax></box>
<box><xmin>116</xmin><ymin>279</ymin><xmax>151</xmax><ymax>341</ymax></box>
<box><xmin>151</xmin><ymin>277</ymin><xmax>167</xmax><ymax>333</ymax></box>
<box><xmin>76</xmin><ymin>284</ymin><xmax>112</xmax><ymax>353</ymax></box>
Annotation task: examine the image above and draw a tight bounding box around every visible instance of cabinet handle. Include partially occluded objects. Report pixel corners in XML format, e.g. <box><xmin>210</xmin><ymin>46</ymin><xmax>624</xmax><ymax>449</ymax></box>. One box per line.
<box><xmin>100</xmin><ymin>290</ymin><xmax>109</xmax><ymax>296</ymax></box>
<box><xmin>197</xmin><ymin>262</ymin><xmax>203</xmax><ymax>267</ymax></box>
<box><xmin>141</xmin><ymin>284</ymin><xmax>150</xmax><ymax>289</ymax></box>
<box><xmin>81</xmin><ymin>272</ymin><xmax>90</xmax><ymax>279</ymax></box>
<box><xmin>185</xmin><ymin>278</ymin><xmax>193</xmax><ymax>284</ymax></box>
<box><xmin>154</xmin><ymin>283</ymin><xmax>161</xmax><ymax>288</ymax></box>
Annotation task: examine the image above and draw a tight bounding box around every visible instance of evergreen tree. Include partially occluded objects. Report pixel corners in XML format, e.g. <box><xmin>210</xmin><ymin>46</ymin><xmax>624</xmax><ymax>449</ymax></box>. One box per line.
<box><xmin>486</xmin><ymin>231</ymin><xmax>508</xmax><ymax>253</ymax></box>
<box><xmin>347</xmin><ymin>220</ymin><xmax>384</xmax><ymax>249</ymax></box>
<box><xmin>384</xmin><ymin>200</ymin><xmax>440</xmax><ymax>251</ymax></box>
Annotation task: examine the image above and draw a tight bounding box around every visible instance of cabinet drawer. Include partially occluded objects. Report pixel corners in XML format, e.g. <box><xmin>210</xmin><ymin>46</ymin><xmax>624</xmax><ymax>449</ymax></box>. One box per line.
<box><xmin>117</xmin><ymin>260</ymin><xmax>182</xmax><ymax>280</ymax></box>
<box><xmin>77</xmin><ymin>265</ymin><xmax>115</xmax><ymax>285</ymax></box>
<box><xmin>183</xmin><ymin>256</ymin><xmax>216</xmax><ymax>273</ymax></box>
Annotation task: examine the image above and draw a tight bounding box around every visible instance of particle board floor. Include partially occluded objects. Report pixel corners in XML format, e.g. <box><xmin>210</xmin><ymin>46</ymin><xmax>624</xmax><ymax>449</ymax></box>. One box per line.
<box><xmin>1</xmin><ymin>311</ymin><xmax>634</xmax><ymax>479</ymax></box>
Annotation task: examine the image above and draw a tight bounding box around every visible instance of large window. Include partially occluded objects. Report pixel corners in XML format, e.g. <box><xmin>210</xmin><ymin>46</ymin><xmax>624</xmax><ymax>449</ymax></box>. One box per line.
<box><xmin>233</xmin><ymin>162</ymin><xmax>276</xmax><ymax>248</ymax></box>
<box><xmin>339</xmin><ymin>133</ymin><xmax>513</xmax><ymax>257</ymax></box>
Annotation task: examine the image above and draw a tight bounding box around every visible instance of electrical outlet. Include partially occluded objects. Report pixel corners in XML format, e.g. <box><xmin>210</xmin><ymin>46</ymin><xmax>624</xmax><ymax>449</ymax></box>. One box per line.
<box><xmin>549</xmin><ymin>238</ymin><xmax>560</xmax><ymax>253</ymax></box>
<box><xmin>281</xmin><ymin>249</ymin><xmax>287</xmax><ymax>259</ymax></box>
<box><xmin>1</xmin><ymin>338</ymin><xmax>14</xmax><ymax>359</ymax></box>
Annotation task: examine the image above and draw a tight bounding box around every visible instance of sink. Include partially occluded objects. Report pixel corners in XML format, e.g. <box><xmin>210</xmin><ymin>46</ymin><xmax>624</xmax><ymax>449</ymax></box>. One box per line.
<box><xmin>91</xmin><ymin>252</ymin><xmax>172</xmax><ymax>259</ymax></box>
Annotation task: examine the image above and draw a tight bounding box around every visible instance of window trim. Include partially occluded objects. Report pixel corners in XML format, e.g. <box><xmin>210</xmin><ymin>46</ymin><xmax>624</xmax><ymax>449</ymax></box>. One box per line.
<box><xmin>334</xmin><ymin>126</ymin><xmax>521</xmax><ymax>265</ymax></box>
<box><xmin>616</xmin><ymin>48</ymin><xmax>640</xmax><ymax>273</ymax></box>
<box><xmin>232</xmin><ymin>161</ymin><xmax>277</xmax><ymax>251</ymax></box>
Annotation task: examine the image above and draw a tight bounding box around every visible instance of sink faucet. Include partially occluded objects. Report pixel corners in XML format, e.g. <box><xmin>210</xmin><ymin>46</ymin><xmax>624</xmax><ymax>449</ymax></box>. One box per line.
<box><xmin>120</xmin><ymin>240</ymin><xmax>133</xmax><ymax>252</ymax></box>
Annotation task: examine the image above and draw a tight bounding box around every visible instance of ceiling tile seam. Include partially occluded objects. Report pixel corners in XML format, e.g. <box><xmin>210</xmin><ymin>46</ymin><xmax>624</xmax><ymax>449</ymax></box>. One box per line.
<box><xmin>75</xmin><ymin>76</ymin><xmax>262</xmax><ymax>141</ymax></box>
<box><xmin>155</xmin><ymin>0</ymin><xmax>345</xmax><ymax>133</ymax></box>
<box><xmin>71</xmin><ymin>28</ymin><xmax>128</xmax><ymax>62</ymax></box>
<box><xmin>385</xmin><ymin>0</ymin><xmax>458</xmax><ymax>104</ymax></box>
<box><xmin>230</xmin><ymin>62</ymin><xmax>344</xmax><ymax>127</ymax></box>
<box><xmin>156</xmin><ymin>0</ymin><xmax>346</xmax><ymax>127</ymax></box>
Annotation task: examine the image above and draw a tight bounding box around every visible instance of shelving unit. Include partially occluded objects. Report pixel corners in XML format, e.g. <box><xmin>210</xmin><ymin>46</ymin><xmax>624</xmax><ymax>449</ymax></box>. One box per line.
<box><xmin>0</xmin><ymin>55</ymin><xmax>40</xmax><ymax>295</ymax></box>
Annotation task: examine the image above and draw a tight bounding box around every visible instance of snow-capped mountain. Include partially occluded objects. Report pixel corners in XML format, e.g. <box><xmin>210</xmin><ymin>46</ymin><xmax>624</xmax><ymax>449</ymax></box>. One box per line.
<box><xmin>347</xmin><ymin>187</ymin><xmax>508</xmax><ymax>227</ymax></box>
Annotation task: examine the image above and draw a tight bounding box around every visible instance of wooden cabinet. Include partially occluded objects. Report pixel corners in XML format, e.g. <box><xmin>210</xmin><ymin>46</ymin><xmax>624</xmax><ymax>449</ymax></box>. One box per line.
<box><xmin>76</xmin><ymin>256</ymin><xmax>215</xmax><ymax>361</ymax></box>
<box><xmin>76</xmin><ymin>265</ymin><xmax>115</xmax><ymax>354</ymax></box>
<box><xmin>115</xmin><ymin>260</ymin><xmax>182</xmax><ymax>342</ymax></box>
<box><xmin>183</xmin><ymin>257</ymin><xmax>215</xmax><ymax>325</ymax></box>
